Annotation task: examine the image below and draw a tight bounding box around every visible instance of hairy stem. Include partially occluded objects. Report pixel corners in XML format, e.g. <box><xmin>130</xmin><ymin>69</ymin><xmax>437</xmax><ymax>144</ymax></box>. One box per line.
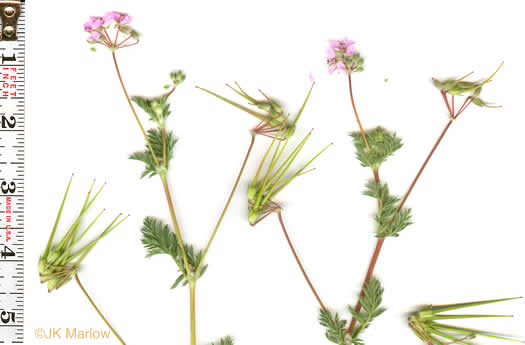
<box><xmin>277</xmin><ymin>211</ymin><xmax>326</xmax><ymax>311</ymax></box>
<box><xmin>347</xmin><ymin>238</ymin><xmax>384</xmax><ymax>334</ymax></box>
<box><xmin>347</xmin><ymin>119</ymin><xmax>455</xmax><ymax>335</ymax></box>
<box><xmin>196</xmin><ymin>134</ymin><xmax>256</xmax><ymax>272</ymax></box>
<box><xmin>111</xmin><ymin>52</ymin><xmax>159</xmax><ymax>168</ymax></box>
<box><xmin>74</xmin><ymin>273</ymin><xmax>126</xmax><ymax>345</ymax></box>
<box><xmin>160</xmin><ymin>175</ymin><xmax>190</xmax><ymax>272</ymax></box>
<box><xmin>347</xmin><ymin>74</ymin><xmax>370</xmax><ymax>151</ymax></box>
<box><xmin>111</xmin><ymin>51</ymin><xmax>189</xmax><ymax>272</ymax></box>
<box><xmin>162</xmin><ymin>128</ymin><xmax>167</xmax><ymax>168</ymax></box>
<box><xmin>189</xmin><ymin>282</ymin><xmax>197</xmax><ymax>345</ymax></box>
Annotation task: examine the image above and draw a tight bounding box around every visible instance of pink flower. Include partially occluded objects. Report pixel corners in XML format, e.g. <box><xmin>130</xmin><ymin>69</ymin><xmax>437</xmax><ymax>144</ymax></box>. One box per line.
<box><xmin>90</xmin><ymin>16</ymin><xmax>103</xmax><ymax>30</ymax></box>
<box><xmin>103</xmin><ymin>11</ymin><xmax>122</xmax><ymax>25</ymax></box>
<box><xmin>326</xmin><ymin>37</ymin><xmax>359</xmax><ymax>74</ymax></box>
<box><xmin>88</xmin><ymin>31</ymin><xmax>101</xmax><ymax>42</ymax></box>
<box><xmin>120</xmin><ymin>14</ymin><xmax>131</xmax><ymax>24</ymax></box>
<box><xmin>308</xmin><ymin>72</ymin><xmax>315</xmax><ymax>83</ymax></box>
<box><xmin>84</xmin><ymin>16</ymin><xmax>103</xmax><ymax>32</ymax></box>
<box><xmin>326</xmin><ymin>47</ymin><xmax>335</xmax><ymax>59</ymax></box>
<box><xmin>346</xmin><ymin>44</ymin><xmax>356</xmax><ymax>56</ymax></box>
<box><xmin>83</xmin><ymin>12</ymin><xmax>137</xmax><ymax>51</ymax></box>
<box><xmin>342</xmin><ymin>37</ymin><xmax>354</xmax><ymax>47</ymax></box>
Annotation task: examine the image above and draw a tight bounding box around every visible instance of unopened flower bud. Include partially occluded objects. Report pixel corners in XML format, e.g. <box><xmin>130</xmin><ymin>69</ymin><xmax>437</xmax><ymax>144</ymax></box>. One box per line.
<box><xmin>170</xmin><ymin>70</ymin><xmax>186</xmax><ymax>86</ymax></box>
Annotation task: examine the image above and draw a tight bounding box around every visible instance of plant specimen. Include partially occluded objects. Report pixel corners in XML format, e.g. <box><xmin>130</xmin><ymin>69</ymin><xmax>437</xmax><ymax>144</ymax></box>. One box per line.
<box><xmin>83</xmin><ymin>11</ymin><xmax>270</xmax><ymax>345</ymax></box>
<box><xmin>408</xmin><ymin>297</ymin><xmax>523</xmax><ymax>345</ymax></box>
<box><xmin>319</xmin><ymin>39</ymin><xmax>507</xmax><ymax>344</ymax></box>
<box><xmin>79</xmin><ymin>10</ymin><xmax>521</xmax><ymax>344</ymax></box>
<box><xmin>39</xmin><ymin>176</ymin><xmax>127</xmax><ymax>344</ymax></box>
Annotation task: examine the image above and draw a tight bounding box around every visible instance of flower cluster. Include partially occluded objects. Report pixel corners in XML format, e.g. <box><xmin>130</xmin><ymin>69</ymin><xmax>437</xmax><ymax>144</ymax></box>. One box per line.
<box><xmin>83</xmin><ymin>11</ymin><xmax>138</xmax><ymax>51</ymax></box>
<box><xmin>327</xmin><ymin>38</ymin><xmax>364</xmax><ymax>75</ymax></box>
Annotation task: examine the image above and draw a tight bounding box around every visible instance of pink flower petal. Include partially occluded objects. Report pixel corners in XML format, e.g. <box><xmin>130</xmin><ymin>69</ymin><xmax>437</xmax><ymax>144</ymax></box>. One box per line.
<box><xmin>342</xmin><ymin>37</ymin><xmax>354</xmax><ymax>47</ymax></box>
<box><xmin>104</xmin><ymin>12</ymin><xmax>116</xmax><ymax>25</ymax></box>
<box><xmin>329</xmin><ymin>40</ymin><xmax>339</xmax><ymax>49</ymax></box>
<box><xmin>88</xmin><ymin>31</ymin><xmax>101</xmax><ymax>42</ymax></box>
<box><xmin>328</xmin><ymin>64</ymin><xmax>336</xmax><ymax>75</ymax></box>
<box><xmin>89</xmin><ymin>17</ymin><xmax>103</xmax><ymax>30</ymax></box>
<box><xmin>326</xmin><ymin>47</ymin><xmax>336</xmax><ymax>59</ymax></box>
<box><xmin>308</xmin><ymin>72</ymin><xmax>315</xmax><ymax>83</ymax></box>
<box><xmin>346</xmin><ymin>44</ymin><xmax>356</xmax><ymax>56</ymax></box>
<box><xmin>120</xmin><ymin>14</ymin><xmax>131</xmax><ymax>24</ymax></box>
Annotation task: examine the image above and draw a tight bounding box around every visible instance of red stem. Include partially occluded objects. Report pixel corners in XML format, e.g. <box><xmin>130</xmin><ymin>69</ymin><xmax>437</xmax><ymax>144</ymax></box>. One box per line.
<box><xmin>347</xmin><ymin>74</ymin><xmax>370</xmax><ymax>151</ymax></box>
<box><xmin>347</xmin><ymin>118</ymin><xmax>455</xmax><ymax>335</ymax></box>
<box><xmin>277</xmin><ymin>211</ymin><xmax>327</xmax><ymax>311</ymax></box>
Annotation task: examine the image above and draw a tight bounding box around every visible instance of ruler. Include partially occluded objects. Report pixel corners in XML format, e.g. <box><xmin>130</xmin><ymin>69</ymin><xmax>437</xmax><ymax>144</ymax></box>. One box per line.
<box><xmin>0</xmin><ymin>1</ymin><xmax>24</xmax><ymax>343</ymax></box>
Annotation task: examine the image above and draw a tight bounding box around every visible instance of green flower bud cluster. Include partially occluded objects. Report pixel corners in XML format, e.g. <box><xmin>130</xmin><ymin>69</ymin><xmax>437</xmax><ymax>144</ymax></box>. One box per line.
<box><xmin>39</xmin><ymin>177</ymin><xmax>127</xmax><ymax>292</ymax></box>
<box><xmin>170</xmin><ymin>70</ymin><xmax>186</xmax><ymax>87</ymax></box>
<box><xmin>351</xmin><ymin>127</ymin><xmax>402</xmax><ymax>171</ymax></box>
<box><xmin>408</xmin><ymin>297</ymin><xmax>522</xmax><ymax>345</ymax></box>
<box><xmin>346</xmin><ymin>51</ymin><xmax>365</xmax><ymax>73</ymax></box>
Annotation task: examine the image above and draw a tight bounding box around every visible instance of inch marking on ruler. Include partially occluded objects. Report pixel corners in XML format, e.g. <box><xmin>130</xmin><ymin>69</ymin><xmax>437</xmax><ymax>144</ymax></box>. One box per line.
<box><xmin>0</xmin><ymin>1</ymin><xmax>24</xmax><ymax>343</ymax></box>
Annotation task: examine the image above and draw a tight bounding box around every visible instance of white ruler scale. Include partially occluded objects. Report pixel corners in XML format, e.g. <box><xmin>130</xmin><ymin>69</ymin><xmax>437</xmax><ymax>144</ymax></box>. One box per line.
<box><xmin>0</xmin><ymin>1</ymin><xmax>25</xmax><ymax>343</ymax></box>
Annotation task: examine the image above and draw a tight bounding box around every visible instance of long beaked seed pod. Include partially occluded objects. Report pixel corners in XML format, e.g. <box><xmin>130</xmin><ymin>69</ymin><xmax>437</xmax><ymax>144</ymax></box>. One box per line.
<box><xmin>39</xmin><ymin>176</ymin><xmax>127</xmax><ymax>292</ymax></box>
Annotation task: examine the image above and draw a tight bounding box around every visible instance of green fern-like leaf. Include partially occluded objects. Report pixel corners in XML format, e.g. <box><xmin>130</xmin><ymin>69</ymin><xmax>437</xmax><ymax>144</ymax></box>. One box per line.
<box><xmin>212</xmin><ymin>336</ymin><xmax>234</xmax><ymax>345</ymax></box>
<box><xmin>319</xmin><ymin>309</ymin><xmax>348</xmax><ymax>345</ymax></box>
<box><xmin>129</xmin><ymin>150</ymin><xmax>158</xmax><ymax>178</ymax></box>
<box><xmin>141</xmin><ymin>217</ymin><xmax>181</xmax><ymax>259</ymax></box>
<box><xmin>131</xmin><ymin>94</ymin><xmax>171</xmax><ymax>127</ymax></box>
<box><xmin>129</xmin><ymin>128</ymin><xmax>177</xmax><ymax>178</ymax></box>
<box><xmin>348</xmin><ymin>277</ymin><xmax>386</xmax><ymax>342</ymax></box>
<box><xmin>141</xmin><ymin>217</ymin><xmax>207</xmax><ymax>289</ymax></box>
<box><xmin>363</xmin><ymin>180</ymin><xmax>413</xmax><ymax>238</ymax></box>
<box><xmin>351</xmin><ymin>127</ymin><xmax>402</xmax><ymax>170</ymax></box>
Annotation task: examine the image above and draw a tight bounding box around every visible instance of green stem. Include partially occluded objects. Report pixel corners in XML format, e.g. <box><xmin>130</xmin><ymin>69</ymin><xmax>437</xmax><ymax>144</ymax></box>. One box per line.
<box><xmin>190</xmin><ymin>282</ymin><xmax>197</xmax><ymax>345</ymax></box>
<box><xmin>75</xmin><ymin>273</ymin><xmax>126</xmax><ymax>345</ymax></box>
<box><xmin>196</xmin><ymin>134</ymin><xmax>256</xmax><ymax>272</ymax></box>
<box><xmin>347</xmin><ymin>74</ymin><xmax>370</xmax><ymax>151</ymax></box>
<box><xmin>160</xmin><ymin>174</ymin><xmax>190</xmax><ymax>273</ymax></box>
<box><xmin>111</xmin><ymin>51</ymin><xmax>189</xmax><ymax>273</ymax></box>
<box><xmin>162</xmin><ymin>128</ymin><xmax>167</xmax><ymax>168</ymax></box>
<box><xmin>111</xmin><ymin>51</ymin><xmax>160</xmax><ymax>168</ymax></box>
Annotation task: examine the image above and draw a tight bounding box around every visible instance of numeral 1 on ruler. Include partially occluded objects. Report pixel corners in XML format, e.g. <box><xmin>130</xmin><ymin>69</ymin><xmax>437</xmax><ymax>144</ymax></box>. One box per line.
<box><xmin>0</xmin><ymin>1</ymin><xmax>24</xmax><ymax>343</ymax></box>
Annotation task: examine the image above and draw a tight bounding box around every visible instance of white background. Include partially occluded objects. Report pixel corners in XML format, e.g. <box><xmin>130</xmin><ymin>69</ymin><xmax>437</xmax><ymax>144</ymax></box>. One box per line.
<box><xmin>25</xmin><ymin>1</ymin><xmax>524</xmax><ymax>344</ymax></box>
